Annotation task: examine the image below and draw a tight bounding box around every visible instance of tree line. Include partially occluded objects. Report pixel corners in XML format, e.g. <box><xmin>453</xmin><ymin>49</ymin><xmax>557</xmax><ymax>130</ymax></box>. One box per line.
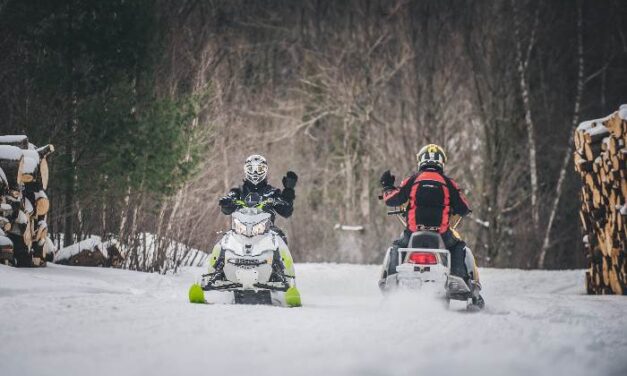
<box><xmin>0</xmin><ymin>0</ymin><xmax>625</xmax><ymax>270</ymax></box>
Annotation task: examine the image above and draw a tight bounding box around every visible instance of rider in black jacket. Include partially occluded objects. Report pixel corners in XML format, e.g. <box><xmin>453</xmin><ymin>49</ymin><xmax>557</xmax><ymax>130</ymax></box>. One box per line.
<box><xmin>218</xmin><ymin>154</ymin><xmax>297</xmax><ymax>238</ymax></box>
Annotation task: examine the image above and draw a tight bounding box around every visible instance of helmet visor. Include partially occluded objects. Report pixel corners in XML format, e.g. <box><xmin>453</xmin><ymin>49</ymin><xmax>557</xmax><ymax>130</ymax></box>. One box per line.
<box><xmin>245</xmin><ymin>163</ymin><xmax>268</xmax><ymax>175</ymax></box>
<box><xmin>244</xmin><ymin>160</ymin><xmax>268</xmax><ymax>184</ymax></box>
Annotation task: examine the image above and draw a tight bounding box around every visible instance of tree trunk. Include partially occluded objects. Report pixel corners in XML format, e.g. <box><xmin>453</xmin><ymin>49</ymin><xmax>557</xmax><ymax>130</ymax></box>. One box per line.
<box><xmin>63</xmin><ymin>0</ymin><xmax>76</xmax><ymax>247</ymax></box>
<box><xmin>513</xmin><ymin>0</ymin><xmax>540</xmax><ymax>231</ymax></box>
<box><xmin>538</xmin><ymin>1</ymin><xmax>584</xmax><ymax>268</ymax></box>
<box><xmin>118</xmin><ymin>181</ymin><xmax>132</xmax><ymax>242</ymax></box>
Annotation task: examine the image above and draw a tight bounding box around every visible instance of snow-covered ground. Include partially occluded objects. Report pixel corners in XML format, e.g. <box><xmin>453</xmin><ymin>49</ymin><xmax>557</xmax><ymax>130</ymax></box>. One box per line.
<box><xmin>1</xmin><ymin>263</ymin><xmax>626</xmax><ymax>376</ymax></box>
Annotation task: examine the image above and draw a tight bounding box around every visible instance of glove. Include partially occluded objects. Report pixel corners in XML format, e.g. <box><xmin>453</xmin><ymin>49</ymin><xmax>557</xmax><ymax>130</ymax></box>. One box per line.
<box><xmin>380</xmin><ymin>170</ymin><xmax>395</xmax><ymax>189</ymax></box>
<box><xmin>218</xmin><ymin>196</ymin><xmax>234</xmax><ymax>208</ymax></box>
<box><xmin>282</xmin><ymin>171</ymin><xmax>298</xmax><ymax>189</ymax></box>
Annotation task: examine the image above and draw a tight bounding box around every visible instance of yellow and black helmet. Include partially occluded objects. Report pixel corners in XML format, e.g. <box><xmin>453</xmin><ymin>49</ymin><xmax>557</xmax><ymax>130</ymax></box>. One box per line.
<box><xmin>416</xmin><ymin>144</ymin><xmax>447</xmax><ymax>171</ymax></box>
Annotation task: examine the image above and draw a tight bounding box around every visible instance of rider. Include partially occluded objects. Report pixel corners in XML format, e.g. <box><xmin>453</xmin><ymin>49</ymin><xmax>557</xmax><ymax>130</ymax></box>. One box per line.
<box><xmin>218</xmin><ymin>154</ymin><xmax>297</xmax><ymax>225</ymax></box>
<box><xmin>380</xmin><ymin>144</ymin><xmax>483</xmax><ymax>301</ymax></box>
<box><xmin>211</xmin><ymin>154</ymin><xmax>297</xmax><ymax>276</ymax></box>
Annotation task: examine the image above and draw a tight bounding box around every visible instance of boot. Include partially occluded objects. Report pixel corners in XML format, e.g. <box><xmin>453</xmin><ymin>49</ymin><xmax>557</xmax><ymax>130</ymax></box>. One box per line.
<box><xmin>467</xmin><ymin>274</ymin><xmax>485</xmax><ymax>310</ymax></box>
<box><xmin>387</xmin><ymin>247</ymin><xmax>399</xmax><ymax>277</ymax></box>
<box><xmin>202</xmin><ymin>252</ymin><xmax>226</xmax><ymax>289</ymax></box>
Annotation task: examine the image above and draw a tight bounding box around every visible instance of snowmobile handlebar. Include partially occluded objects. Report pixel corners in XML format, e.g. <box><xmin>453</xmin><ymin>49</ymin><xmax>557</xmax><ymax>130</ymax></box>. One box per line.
<box><xmin>234</xmin><ymin>198</ymin><xmax>274</xmax><ymax>209</ymax></box>
<box><xmin>387</xmin><ymin>210</ymin><xmax>405</xmax><ymax>216</ymax></box>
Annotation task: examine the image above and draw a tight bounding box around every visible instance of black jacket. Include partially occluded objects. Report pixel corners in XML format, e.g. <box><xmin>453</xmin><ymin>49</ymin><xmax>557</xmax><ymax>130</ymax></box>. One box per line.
<box><xmin>220</xmin><ymin>180</ymin><xmax>295</xmax><ymax>220</ymax></box>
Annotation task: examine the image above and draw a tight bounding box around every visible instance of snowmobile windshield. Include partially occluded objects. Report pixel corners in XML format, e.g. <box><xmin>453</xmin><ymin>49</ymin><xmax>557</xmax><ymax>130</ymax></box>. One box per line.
<box><xmin>231</xmin><ymin>208</ymin><xmax>272</xmax><ymax>237</ymax></box>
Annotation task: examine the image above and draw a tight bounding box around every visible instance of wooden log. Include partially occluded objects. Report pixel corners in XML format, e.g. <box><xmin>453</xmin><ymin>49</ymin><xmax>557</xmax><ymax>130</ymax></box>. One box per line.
<box><xmin>583</xmin><ymin>124</ymin><xmax>610</xmax><ymax>144</ymax></box>
<box><xmin>576</xmin><ymin>106</ymin><xmax>627</xmax><ymax>295</ymax></box>
<box><xmin>585</xmin><ymin>270</ymin><xmax>594</xmax><ymax>294</ymax></box>
<box><xmin>21</xmin><ymin>149</ymin><xmax>40</xmax><ymax>185</ymax></box>
<box><xmin>579</xmin><ymin>209</ymin><xmax>589</xmax><ymax>232</ymax></box>
<box><xmin>574</xmin><ymin>151</ymin><xmax>593</xmax><ymax>172</ymax></box>
<box><xmin>609</xmin><ymin>264</ymin><xmax>623</xmax><ymax>294</ymax></box>
<box><xmin>604</xmin><ymin>111</ymin><xmax>623</xmax><ymax>138</ymax></box>
<box><xmin>575</xmin><ymin>130</ymin><xmax>583</xmax><ymax>151</ymax></box>
<box><xmin>0</xmin><ymin>145</ymin><xmax>24</xmax><ymax>190</ymax></box>
<box><xmin>584</xmin><ymin>142</ymin><xmax>602</xmax><ymax>161</ymax></box>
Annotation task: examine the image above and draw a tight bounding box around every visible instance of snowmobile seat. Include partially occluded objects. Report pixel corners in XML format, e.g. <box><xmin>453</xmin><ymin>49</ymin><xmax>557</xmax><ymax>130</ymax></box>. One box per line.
<box><xmin>409</xmin><ymin>231</ymin><xmax>445</xmax><ymax>249</ymax></box>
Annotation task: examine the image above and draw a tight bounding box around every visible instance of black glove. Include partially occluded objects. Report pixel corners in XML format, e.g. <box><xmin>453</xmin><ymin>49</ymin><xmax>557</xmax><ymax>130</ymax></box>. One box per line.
<box><xmin>380</xmin><ymin>170</ymin><xmax>395</xmax><ymax>189</ymax></box>
<box><xmin>282</xmin><ymin>171</ymin><xmax>298</xmax><ymax>189</ymax></box>
<box><xmin>218</xmin><ymin>196</ymin><xmax>234</xmax><ymax>208</ymax></box>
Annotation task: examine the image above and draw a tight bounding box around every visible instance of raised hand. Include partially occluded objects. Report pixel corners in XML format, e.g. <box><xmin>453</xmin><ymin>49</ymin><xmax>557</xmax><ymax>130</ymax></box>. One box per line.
<box><xmin>380</xmin><ymin>170</ymin><xmax>395</xmax><ymax>189</ymax></box>
<box><xmin>282</xmin><ymin>170</ymin><xmax>298</xmax><ymax>189</ymax></box>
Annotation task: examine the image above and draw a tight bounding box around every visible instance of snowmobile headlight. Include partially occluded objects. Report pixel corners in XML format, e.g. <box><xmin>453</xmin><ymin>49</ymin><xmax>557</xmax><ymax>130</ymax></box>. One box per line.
<box><xmin>251</xmin><ymin>220</ymin><xmax>269</xmax><ymax>236</ymax></box>
<box><xmin>232</xmin><ymin>218</ymin><xmax>248</xmax><ymax>235</ymax></box>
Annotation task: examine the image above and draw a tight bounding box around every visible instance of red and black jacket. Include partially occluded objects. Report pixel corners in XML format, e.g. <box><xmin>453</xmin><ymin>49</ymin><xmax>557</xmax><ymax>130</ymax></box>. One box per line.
<box><xmin>383</xmin><ymin>169</ymin><xmax>470</xmax><ymax>233</ymax></box>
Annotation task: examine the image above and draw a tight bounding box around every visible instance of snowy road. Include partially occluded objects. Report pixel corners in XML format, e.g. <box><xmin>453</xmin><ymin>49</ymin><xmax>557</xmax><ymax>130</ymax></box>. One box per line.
<box><xmin>1</xmin><ymin>263</ymin><xmax>626</xmax><ymax>376</ymax></box>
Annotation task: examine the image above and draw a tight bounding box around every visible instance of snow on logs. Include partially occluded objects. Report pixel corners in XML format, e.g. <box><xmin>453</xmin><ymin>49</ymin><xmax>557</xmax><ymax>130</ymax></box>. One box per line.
<box><xmin>574</xmin><ymin>105</ymin><xmax>627</xmax><ymax>295</ymax></box>
<box><xmin>55</xmin><ymin>236</ymin><xmax>124</xmax><ymax>267</ymax></box>
<box><xmin>0</xmin><ymin>135</ymin><xmax>55</xmax><ymax>267</ymax></box>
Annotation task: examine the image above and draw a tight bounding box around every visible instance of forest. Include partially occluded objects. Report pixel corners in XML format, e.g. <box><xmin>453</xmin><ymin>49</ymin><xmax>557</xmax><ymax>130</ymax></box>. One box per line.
<box><xmin>1</xmin><ymin>0</ymin><xmax>626</xmax><ymax>271</ymax></box>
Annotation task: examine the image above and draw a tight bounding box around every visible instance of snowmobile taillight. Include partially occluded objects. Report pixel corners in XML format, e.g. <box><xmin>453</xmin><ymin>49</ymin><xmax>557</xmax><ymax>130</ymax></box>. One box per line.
<box><xmin>407</xmin><ymin>252</ymin><xmax>437</xmax><ymax>265</ymax></box>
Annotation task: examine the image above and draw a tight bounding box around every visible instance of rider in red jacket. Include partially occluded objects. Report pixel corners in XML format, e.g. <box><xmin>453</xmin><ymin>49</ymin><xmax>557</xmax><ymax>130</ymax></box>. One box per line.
<box><xmin>380</xmin><ymin>144</ymin><xmax>482</xmax><ymax>301</ymax></box>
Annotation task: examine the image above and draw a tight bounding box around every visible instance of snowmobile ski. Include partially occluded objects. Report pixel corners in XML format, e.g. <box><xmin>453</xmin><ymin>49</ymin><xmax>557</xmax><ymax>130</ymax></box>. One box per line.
<box><xmin>188</xmin><ymin>283</ymin><xmax>206</xmax><ymax>304</ymax></box>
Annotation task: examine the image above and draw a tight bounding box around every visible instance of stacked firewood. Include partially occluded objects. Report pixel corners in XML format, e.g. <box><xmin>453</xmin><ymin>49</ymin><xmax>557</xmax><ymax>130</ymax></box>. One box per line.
<box><xmin>574</xmin><ymin>104</ymin><xmax>627</xmax><ymax>294</ymax></box>
<box><xmin>0</xmin><ymin>135</ymin><xmax>55</xmax><ymax>267</ymax></box>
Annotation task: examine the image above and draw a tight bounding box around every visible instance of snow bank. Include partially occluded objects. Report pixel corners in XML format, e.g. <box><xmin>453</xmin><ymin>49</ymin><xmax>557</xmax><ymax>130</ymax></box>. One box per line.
<box><xmin>120</xmin><ymin>232</ymin><xmax>209</xmax><ymax>270</ymax></box>
<box><xmin>56</xmin><ymin>233</ymin><xmax>208</xmax><ymax>270</ymax></box>
<box><xmin>56</xmin><ymin>235</ymin><xmax>110</xmax><ymax>261</ymax></box>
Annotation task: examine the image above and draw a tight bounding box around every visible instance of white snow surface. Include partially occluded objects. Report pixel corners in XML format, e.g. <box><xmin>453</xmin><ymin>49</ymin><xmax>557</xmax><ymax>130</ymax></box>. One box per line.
<box><xmin>0</xmin><ymin>264</ymin><xmax>626</xmax><ymax>376</ymax></box>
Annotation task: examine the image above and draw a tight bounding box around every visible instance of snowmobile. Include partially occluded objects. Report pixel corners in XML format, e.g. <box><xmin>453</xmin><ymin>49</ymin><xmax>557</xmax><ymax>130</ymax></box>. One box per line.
<box><xmin>379</xmin><ymin>207</ymin><xmax>484</xmax><ymax>311</ymax></box>
<box><xmin>189</xmin><ymin>192</ymin><xmax>301</xmax><ymax>307</ymax></box>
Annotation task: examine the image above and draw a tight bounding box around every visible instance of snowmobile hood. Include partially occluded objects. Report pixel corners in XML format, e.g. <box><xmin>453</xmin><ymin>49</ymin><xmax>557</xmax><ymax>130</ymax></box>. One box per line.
<box><xmin>232</xmin><ymin>208</ymin><xmax>271</xmax><ymax>225</ymax></box>
<box><xmin>220</xmin><ymin>231</ymin><xmax>278</xmax><ymax>257</ymax></box>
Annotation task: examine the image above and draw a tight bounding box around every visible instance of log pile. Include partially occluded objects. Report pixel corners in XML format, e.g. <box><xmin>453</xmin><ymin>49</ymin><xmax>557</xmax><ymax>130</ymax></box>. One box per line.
<box><xmin>55</xmin><ymin>236</ymin><xmax>124</xmax><ymax>267</ymax></box>
<box><xmin>0</xmin><ymin>135</ymin><xmax>55</xmax><ymax>267</ymax></box>
<box><xmin>574</xmin><ymin>104</ymin><xmax>627</xmax><ymax>295</ymax></box>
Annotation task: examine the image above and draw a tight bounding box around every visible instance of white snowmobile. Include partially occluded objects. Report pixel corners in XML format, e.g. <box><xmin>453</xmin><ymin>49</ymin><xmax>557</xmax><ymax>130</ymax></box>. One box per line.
<box><xmin>379</xmin><ymin>208</ymin><xmax>484</xmax><ymax>311</ymax></box>
<box><xmin>189</xmin><ymin>192</ymin><xmax>301</xmax><ymax>307</ymax></box>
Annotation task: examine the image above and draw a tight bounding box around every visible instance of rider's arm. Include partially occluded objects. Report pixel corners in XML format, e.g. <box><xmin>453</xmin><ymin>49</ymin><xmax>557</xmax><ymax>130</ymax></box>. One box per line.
<box><xmin>219</xmin><ymin>188</ymin><xmax>241</xmax><ymax>215</ymax></box>
<box><xmin>446</xmin><ymin>177</ymin><xmax>471</xmax><ymax>217</ymax></box>
<box><xmin>383</xmin><ymin>175</ymin><xmax>415</xmax><ymax>207</ymax></box>
<box><xmin>272</xmin><ymin>188</ymin><xmax>294</xmax><ymax>218</ymax></box>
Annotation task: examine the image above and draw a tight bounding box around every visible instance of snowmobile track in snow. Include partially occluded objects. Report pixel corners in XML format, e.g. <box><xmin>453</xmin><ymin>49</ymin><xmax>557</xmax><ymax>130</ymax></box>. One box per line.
<box><xmin>1</xmin><ymin>263</ymin><xmax>626</xmax><ymax>376</ymax></box>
